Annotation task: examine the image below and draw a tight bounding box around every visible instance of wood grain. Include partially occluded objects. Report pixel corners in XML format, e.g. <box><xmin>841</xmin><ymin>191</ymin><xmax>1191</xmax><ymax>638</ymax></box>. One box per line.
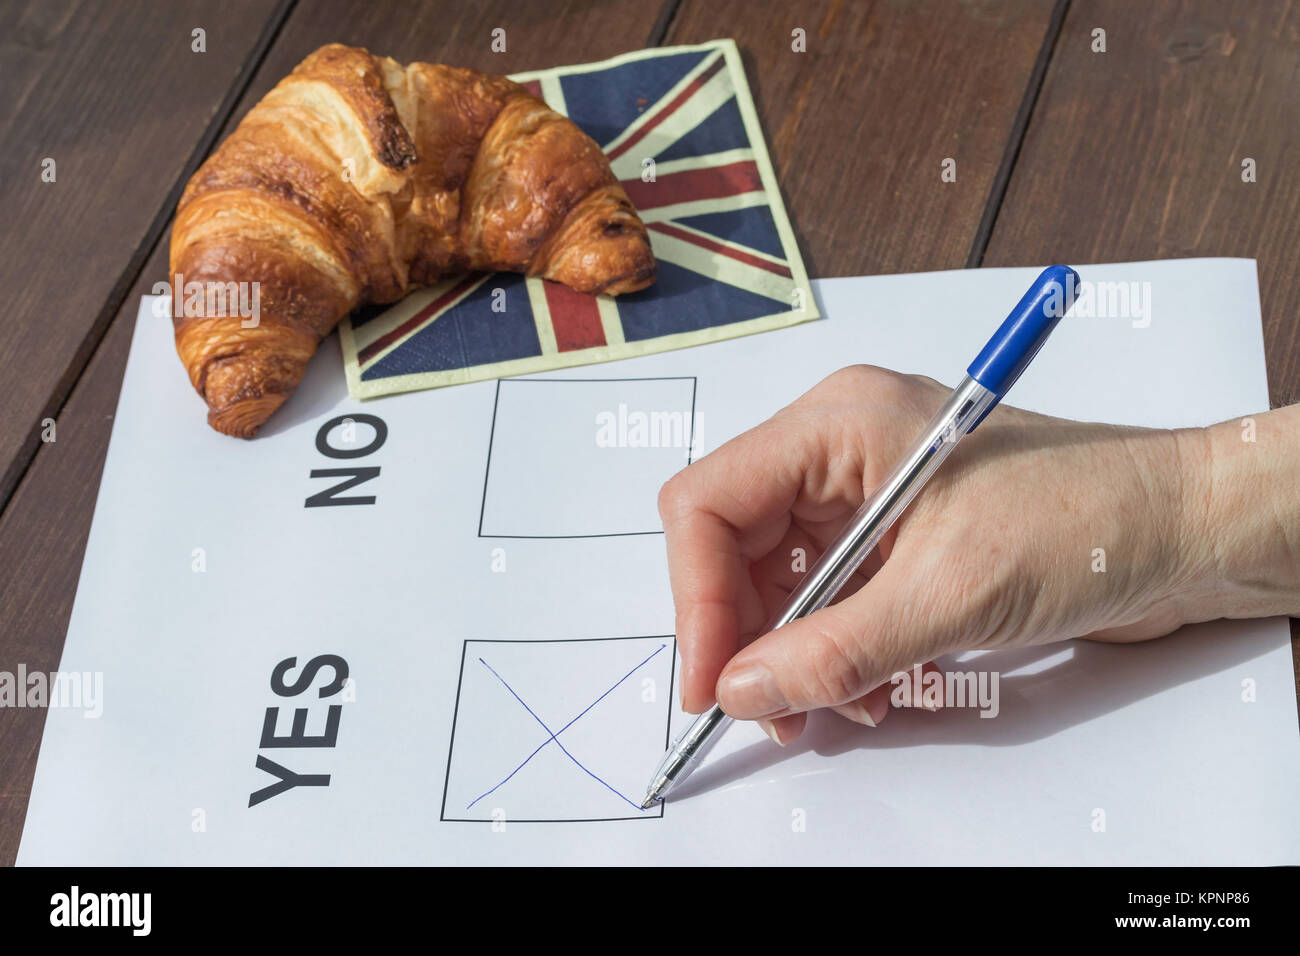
<box><xmin>0</xmin><ymin>0</ymin><xmax>671</xmax><ymax>867</ymax></box>
<box><xmin>212</xmin><ymin>0</ymin><xmax>673</xmax><ymax>113</ymax></box>
<box><xmin>0</xmin><ymin>0</ymin><xmax>286</xmax><ymax>508</ymax></box>
<box><xmin>4</xmin><ymin>0</ymin><xmax>1298</xmax><ymax>864</ymax></box>
<box><xmin>0</xmin><ymin>250</ymin><xmax>140</xmax><ymax>865</ymax></box>
<box><xmin>983</xmin><ymin>0</ymin><xmax>1300</xmax><ymax>406</ymax></box>
<box><xmin>980</xmin><ymin>0</ymin><xmax>1300</xmax><ymax>692</ymax></box>
<box><xmin>665</xmin><ymin>0</ymin><xmax>1060</xmax><ymax>277</ymax></box>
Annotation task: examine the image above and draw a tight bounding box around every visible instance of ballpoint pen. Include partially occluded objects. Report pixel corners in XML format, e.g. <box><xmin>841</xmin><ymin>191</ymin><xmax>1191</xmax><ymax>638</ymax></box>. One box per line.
<box><xmin>640</xmin><ymin>265</ymin><xmax>1082</xmax><ymax>809</ymax></box>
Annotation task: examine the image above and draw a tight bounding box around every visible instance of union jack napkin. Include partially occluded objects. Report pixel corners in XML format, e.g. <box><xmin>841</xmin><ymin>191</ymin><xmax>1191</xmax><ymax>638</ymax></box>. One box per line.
<box><xmin>339</xmin><ymin>39</ymin><xmax>818</xmax><ymax>399</ymax></box>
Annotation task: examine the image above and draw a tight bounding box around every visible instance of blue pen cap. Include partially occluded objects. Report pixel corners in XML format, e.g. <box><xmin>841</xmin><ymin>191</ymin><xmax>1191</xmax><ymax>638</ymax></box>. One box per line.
<box><xmin>967</xmin><ymin>265</ymin><xmax>1081</xmax><ymax>399</ymax></box>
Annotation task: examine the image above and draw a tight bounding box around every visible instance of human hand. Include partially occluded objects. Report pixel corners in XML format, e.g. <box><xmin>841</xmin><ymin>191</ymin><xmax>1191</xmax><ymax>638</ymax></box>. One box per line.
<box><xmin>658</xmin><ymin>364</ymin><xmax>1245</xmax><ymax>744</ymax></box>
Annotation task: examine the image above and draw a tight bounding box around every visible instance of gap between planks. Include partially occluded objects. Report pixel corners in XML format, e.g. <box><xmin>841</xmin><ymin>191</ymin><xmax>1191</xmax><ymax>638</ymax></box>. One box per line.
<box><xmin>0</xmin><ymin>0</ymin><xmax>300</xmax><ymax>521</ymax></box>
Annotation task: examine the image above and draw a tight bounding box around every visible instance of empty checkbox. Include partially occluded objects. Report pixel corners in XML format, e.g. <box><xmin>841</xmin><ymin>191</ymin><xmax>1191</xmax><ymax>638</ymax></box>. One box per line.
<box><xmin>478</xmin><ymin>377</ymin><xmax>696</xmax><ymax>538</ymax></box>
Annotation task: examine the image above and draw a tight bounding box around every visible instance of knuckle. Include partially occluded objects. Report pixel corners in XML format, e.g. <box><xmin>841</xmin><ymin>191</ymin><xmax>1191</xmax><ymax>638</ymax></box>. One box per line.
<box><xmin>657</xmin><ymin>471</ymin><xmax>693</xmax><ymax>522</ymax></box>
<box><xmin>815</xmin><ymin>364</ymin><xmax>916</xmax><ymax>411</ymax></box>
<box><xmin>822</xmin><ymin>363</ymin><xmax>882</xmax><ymax>395</ymax></box>
<box><xmin>803</xmin><ymin>616</ymin><xmax>867</xmax><ymax>705</ymax></box>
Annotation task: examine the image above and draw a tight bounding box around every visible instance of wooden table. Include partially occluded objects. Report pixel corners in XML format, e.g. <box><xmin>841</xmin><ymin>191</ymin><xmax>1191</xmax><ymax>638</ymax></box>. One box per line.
<box><xmin>1</xmin><ymin>0</ymin><xmax>1296</xmax><ymax>864</ymax></box>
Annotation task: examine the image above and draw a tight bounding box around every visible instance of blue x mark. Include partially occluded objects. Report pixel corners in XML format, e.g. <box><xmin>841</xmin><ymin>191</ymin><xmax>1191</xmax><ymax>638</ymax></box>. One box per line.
<box><xmin>466</xmin><ymin>643</ymin><xmax>669</xmax><ymax>811</ymax></box>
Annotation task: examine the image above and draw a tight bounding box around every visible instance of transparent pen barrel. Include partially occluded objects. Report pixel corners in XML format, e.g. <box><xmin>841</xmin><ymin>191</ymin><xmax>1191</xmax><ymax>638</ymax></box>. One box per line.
<box><xmin>767</xmin><ymin>375</ymin><xmax>997</xmax><ymax>629</ymax></box>
<box><xmin>654</xmin><ymin>377</ymin><xmax>996</xmax><ymax>794</ymax></box>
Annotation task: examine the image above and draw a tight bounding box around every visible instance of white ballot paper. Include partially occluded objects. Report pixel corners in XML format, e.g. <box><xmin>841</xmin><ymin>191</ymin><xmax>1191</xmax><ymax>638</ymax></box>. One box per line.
<box><xmin>19</xmin><ymin>259</ymin><xmax>1300</xmax><ymax>865</ymax></box>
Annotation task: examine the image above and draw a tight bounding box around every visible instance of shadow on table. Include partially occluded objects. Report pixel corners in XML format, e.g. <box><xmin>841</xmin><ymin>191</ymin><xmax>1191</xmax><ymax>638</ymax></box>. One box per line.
<box><xmin>667</xmin><ymin>617</ymin><xmax>1282</xmax><ymax>802</ymax></box>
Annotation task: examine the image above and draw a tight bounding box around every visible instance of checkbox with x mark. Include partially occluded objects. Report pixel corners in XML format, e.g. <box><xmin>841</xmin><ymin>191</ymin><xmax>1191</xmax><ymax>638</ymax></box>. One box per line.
<box><xmin>441</xmin><ymin>636</ymin><xmax>676</xmax><ymax>823</ymax></box>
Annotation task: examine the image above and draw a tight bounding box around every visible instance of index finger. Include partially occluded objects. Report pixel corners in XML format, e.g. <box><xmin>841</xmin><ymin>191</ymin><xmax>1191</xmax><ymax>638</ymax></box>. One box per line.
<box><xmin>658</xmin><ymin>415</ymin><xmax>827</xmax><ymax>712</ymax></box>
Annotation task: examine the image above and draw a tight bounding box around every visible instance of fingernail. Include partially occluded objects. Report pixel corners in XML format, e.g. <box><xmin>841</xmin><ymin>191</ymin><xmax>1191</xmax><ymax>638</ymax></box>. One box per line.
<box><xmin>854</xmin><ymin>703</ymin><xmax>876</xmax><ymax>728</ymax></box>
<box><xmin>758</xmin><ymin>719</ymin><xmax>786</xmax><ymax>746</ymax></box>
<box><xmin>717</xmin><ymin>664</ymin><xmax>785</xmax><ymax>717</ymax></box>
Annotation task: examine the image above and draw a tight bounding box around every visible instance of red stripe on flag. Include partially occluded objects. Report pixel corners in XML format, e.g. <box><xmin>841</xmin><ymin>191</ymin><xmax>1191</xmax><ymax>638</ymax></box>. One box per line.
<box><xmin>621</xmin><ymin>160</ymin><xmax>762</xmax><ymax>211</ymax></box>
<box><xmin>544</xmin><ymin>280</ymin><xmax>606</xmax><ymax>352</ymax></box>
<box><xmin>606</xmin><ymin>56</ymin><xmax>725</xmax><ymax>161</ymax></box>
<box><xmin>357</xmin><ymin>274</ymin><xmax>485</xmax><ymax>365</ymax></box>
<box><xmin>646</xmin><ymin>222</ymin><xmax>792</xmax><ymax>278</ymax></box>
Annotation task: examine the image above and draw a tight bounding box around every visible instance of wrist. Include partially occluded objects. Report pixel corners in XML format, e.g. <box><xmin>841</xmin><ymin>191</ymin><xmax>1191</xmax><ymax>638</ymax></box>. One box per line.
<box><xmin>1173</xmin><ymin>407</ymin><xmax>1300</xmax><ymax>620</ymax></box>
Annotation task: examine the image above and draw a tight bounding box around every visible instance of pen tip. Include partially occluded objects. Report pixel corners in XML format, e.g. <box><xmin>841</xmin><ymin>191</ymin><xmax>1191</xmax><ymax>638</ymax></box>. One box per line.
<box><xmin>640</xmin><ymin>793</ymin><xmax>660</xmax><ymax>810</ymax></box>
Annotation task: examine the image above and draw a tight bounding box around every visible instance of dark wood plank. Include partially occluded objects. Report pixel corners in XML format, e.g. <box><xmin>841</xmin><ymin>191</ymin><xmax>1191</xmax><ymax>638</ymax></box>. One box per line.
<box><xmin>0</xmin><ymin>0</ymin><xmax>671</xmax><ymax>867</ymax></box>
<box><xmin>0</xmin><ymin>252</ymin><xmax>140</xmax><ymax>865</ymax></box>
<box><xmin>983</xmin><ymin>0</ymin><xmax>1300</xmax><ymax>406</ymax></box>
<box><xmin>665</xmin><ymin>0</ymin><xmax>1060</xmax><ymax>277</ymax></box>
<box><xmin>978</xmin><ymin>0</ymin><xmax>1300</xmax><ymax>696</ymax></box>
<box><xmin>0</xmin><ymin>0</ymin><xmax>286</xmax><ymax>508</ymax></box>
<box><xmin>217</xmin><ymin>0</ymin><xmax>673</xmax><ymax>110</ymax></box>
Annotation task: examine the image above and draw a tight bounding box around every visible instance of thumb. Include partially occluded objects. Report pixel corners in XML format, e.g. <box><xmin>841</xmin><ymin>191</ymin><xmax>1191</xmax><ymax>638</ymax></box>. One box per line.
<box><xmin>714</xmin><ymin>556</ymin><xmax>950</xmax><ymax>719</ymax></box>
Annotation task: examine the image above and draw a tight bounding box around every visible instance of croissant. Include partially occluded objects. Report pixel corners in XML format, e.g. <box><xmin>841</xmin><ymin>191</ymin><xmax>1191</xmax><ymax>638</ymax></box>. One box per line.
<box><xmin>169</xmin><ymin>43</ymin><xmax>656</xmax><ymax>437</ymax></box>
